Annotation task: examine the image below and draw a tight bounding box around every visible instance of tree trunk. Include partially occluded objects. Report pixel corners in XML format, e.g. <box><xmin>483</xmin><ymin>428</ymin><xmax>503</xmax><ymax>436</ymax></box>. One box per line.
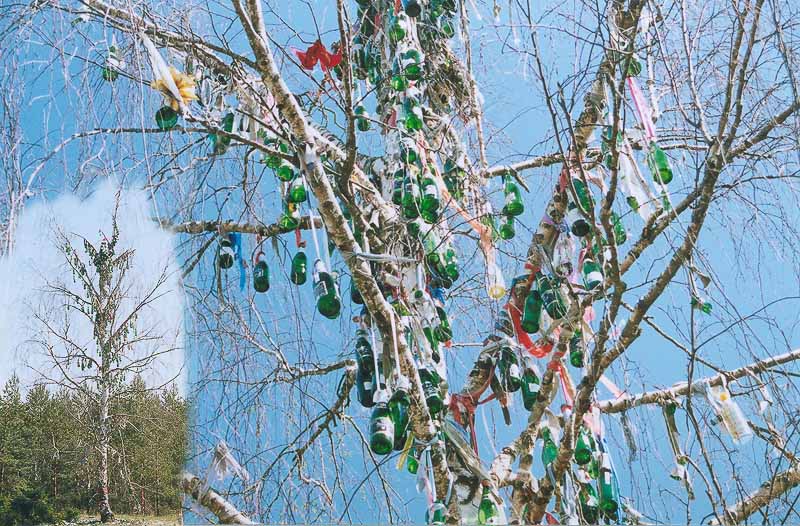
<box><xmin>98</xmin><ymin>384</ymin><xmax>114</xmax><ymax>523</ymax></box>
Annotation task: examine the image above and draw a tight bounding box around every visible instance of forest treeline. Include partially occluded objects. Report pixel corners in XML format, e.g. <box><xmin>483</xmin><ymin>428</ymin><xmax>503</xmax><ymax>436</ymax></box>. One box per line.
<box><xmin>0</xmin><ymin>374</ymin><xmax>186</xmax><ymax>524</ymax></box>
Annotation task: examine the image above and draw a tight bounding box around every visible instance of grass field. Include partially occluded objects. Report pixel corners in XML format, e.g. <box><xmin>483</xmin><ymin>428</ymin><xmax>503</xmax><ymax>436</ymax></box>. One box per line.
<box><xmin>68</xmin><ymin>513</ymin><xmax>182</xmax><ymax>526</ymax></box>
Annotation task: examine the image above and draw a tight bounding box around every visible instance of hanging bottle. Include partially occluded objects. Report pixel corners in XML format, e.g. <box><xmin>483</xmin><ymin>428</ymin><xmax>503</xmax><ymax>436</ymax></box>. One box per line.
<box><xmin>407</xmin><ymin>445</ymin><xmax>421</xmax><ymax>474</ymax></box>
<box><xmin>566</xmin><ymin>201</ymin><xmax>590</xmax><ymax>237</ymax></box>
<box><xmin>355</xmin><ymin>104</ymin><xmax>371</xmax><ymax>132</ymax></box>
<box><xmin>278</xmin><ymin>201</ymin><xmax>300</xmax><ymax>230</ymax></box>
<box><xmin>101</xmin><ymin>35</ymin><xmax>122</xmax><ymax>82</ymax></box>
<box><xmin>502</xmin><ymin>174</ymin><xmax>524</xmax><ymax>217</ymax></box>
<box><xmin>569</xmin><ymin>331</ymin><xmax>585</xmax><ymax>368</ymax></box>
<box><xmin>574</xmin><ymin>427</ymin><xmax>594</xmax><ymax>465</ymax></box>
<box><xmin>313</xmin><ymin>259</ymin><xmax>341</xmax><ymax>319</ymax></box>
<box><xmin>582</xmin><ymin>256</ymin><xmax>603</xmax><ymax>291</ymax></box>
<box><xmin>389</xmin><ymin>376</ymin><xmax>411</xmax><ymax>450</ymax></box>
<box><xmin>402</xmin><ymin>0</ymin><xmax>422</xmax><ymax>17</ymax></box>
<box><xmin>290</xmin><ymin>251</ymin><xmax>307</xmax><ymax>285</ymax></box>
<box><xmin>210</xmin><ymin>112</ymin><xmax>234</xmax><ymax>154</ymax></box>
<box><xmin>426</xmin><ymin>502</ymin><xmax>446</xmax><ymax>526</ymax></box>
<box><xmin>402</xmin><ymin>49</ymin><xmax>423</xmax><ymax>81</ymax></box>
<box><xmin>390</xmin><ymin>166</ymin><xmax>404</xmax><ymax>205</ymax></box>
<box><xmin>579</xmin><ymin>483</ymin><xmax>600</xmax><ymax>524</ymax></box>
<box><xmin>288</xmin><ymin>177</ymin><xmax>307</xmax><ymax>204</ymax></box>
<box><xmin>521</xmin><ymin>290</ymin><xmax>543</xmax><ymax>334</ymax></box>
<box><xmin>155</xmin><ymin>106</ymin><xmax>178</xmax><ymax>130</ymax></box>
<box><xmin>611</xmin><ymin>211</ymin><xmax>627</xmax><ymax>245</ymax></box>
<box><xmin>403</xmin><ymin>97</ymin><xmax>424</xmax><ymax>132</ymax></box>
<box><xmin>434</xmin><ymin>306</ymin><xmax>453</xmax><ymax>342</ymax></box>
<box><xmin>541</xmin><ymin>427</ymin><xmax>558</xmax><ymax>467</ymax></box>
<box><xmin>276</xmin><ymin>160</ymin><xmax>295</xmax><ymax>182</ymax></box>
<box><xmin>401</xmin><ymin>172</ymin><xmax>421</xmax><ymax>220</ymax></box>
<box><xmin>646</xmin><ymin>141</ymin><xmax>674</xmax><ymax>185</ymax></box>
<box><xmin>499</xmin><ymin>215</ymin><xmax>515</xmax><ymax>240</ymax></box>
<box><xmin>691</xmin><ymin>295</ymin><xmax>713</xmax><ymax>314</ymax></box>
<box><xmin>598</xmin><ymin>453</ymin><xmax>620</xmax><ymax>518</ymax></box>
<box><xmin>369</xmin><ymin>391</ymin><xmax>395</xmax><ymax>455</ymax></box>
<box><xmin>443</xmin><ymin>244</ymin><xmax>459</xmax><ymax>281</ymax></box>
<box><xmin>418</xmin><ymin>366</ymin><xmax>443</xmax><ymax>417</ymax></box>
<box><xmin>477</xmin><ymin>481</ymin><xmax>500</xmax><ymax>525</ymax></box>
<box><xmin>497</xmin><ymin>345</ymin><xmax>521</xmax><ymax>393</ymax></box>
<box><xmin>520</xmin><ymin>357</ymin><xmax>541</xmax><ymax>411</ymax></box>
<box><xmin>355</xmin><ymin>329</ymin><xmax>375</xmax><ymax>408</ymax></box>
<box><xmin>217</xmin><ymin>235</ymin><xmax>235</xmax><ymax>269</ymax></box>
<box><xmin>536</xmin><ymin>272</ymin><xmax>566</xmax><ymax>319</ymax></box>
<box><xmin>419</xmin><ymin>171</ymin><xmax>440</xmax><ymax>223</ymax></box>
<box><xmin>388</xmin><ymin>12</ymin><xmax>409</xmax><ymax>43</ymax></box>
<box><xmin>253</xmin><ymin>256</ymin><xmax>270</xmax><ymax>293</ymax></box>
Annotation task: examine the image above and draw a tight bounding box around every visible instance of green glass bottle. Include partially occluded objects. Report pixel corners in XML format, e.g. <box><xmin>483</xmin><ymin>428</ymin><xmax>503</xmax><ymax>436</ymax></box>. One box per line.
<box><xmin>278</xmin><ymin>201</ymin><xmax>300</xmax><ymax>231</ymax></box>
<box><xmin>407</xmin><ymin>445</ymin><xmax>421</xmax><ymax>474</ymax></box>
<box><xmin>264</xmin><ymin>139</ymin><xmax>287</xmax><ymax>169</ymax></box>
<box><xmin>419</xmin><ymin>172</ymin><xmax>440</xmax><ymax>223</ymax></box>
<box><xmin>434</xmin><ymin>306</ymin><xmax>453</xmax><ymax>342</ymax></box>
<box><xmin>401</xmin><ymin>173</ymin><xmax>421</xmax><ymax>219</ymax></box>
<box><xmin>388</xmin><ymin>376</ymin><xmax>411</xmax><ymax>450</ymax></box>
<box><xmin>536</xmin><ymin>273</ymin><xmax>567</xmax><ymax>319</ymax></box>
<box><xmin>611</xmin><ymin>211</ymin><xmax>627</xmax><ymax>245</ymax></box>
<box><xmin>418</xmin><ymin>366</ymin><xmax>443</xmax><ymax>417</ymax></box>
<box><xmin>582</xmin><ymin>257</ymin><xmax>603</xmax><ymax>291</ymax></box>
<box><xmin>355</xmin><ymin>104</ymin><xmax>371</xmax><ymax>132</ymax></box>
<box><xmin>541</xmin><ymin>427</ymin><xmax>558</xmax><ymax>466</ymax></box>
<box><xmin>426</xmin><ymin>501</ymin><xmax>446</xmax><ymax>525</ymax></box>
<box><xmin>313</xmin><ymin>259</ymin><xmax>341</xmax><ymax>319</ymax></box>
<box><xmin>691</xmin><ymin>295</ymin><xmax>713</xmax><ymax>314</ymax></box>
<box><xmin>569</xmin><ymin>332</ymin><xmax>585</xmax><ymax>368</ymax></box>
<box><xmin>369</xmin><ymin>400</ymin><xmax>395</xmax><ymax>455</ymax></box>
<box><xmin>598</xmin><ymin>454</ymin><xmax>620</xmax><ymax>518</ymax></box>
<box><xmin>439</xmin><ymin>17</ymin><xmax>455</xmax><ymax>38</ymax></box>
<box><xmin>392</xmin><ymin>168</ymin><xmax>405</xmax><ymax>205</ymax></box>
<box><xmin>497</xmin><ymin>345</ymin><xmax>521</xmax><ymax>393</ymax></box>
<box><xmin>571</xmin><ymin>176</ymin><xmax>594</xmax><ymax>212</ymax></box>
<box><xmin>402</xmin><ymin>0</ymin><xmax>422</xmax><ymax>17</ymax></box>
<box><xmin>155</xmin><ymin>106</ymin><xmax>178</xmax><ymax>130</ymax></box>
<box><xmin>101</xmin><ymin>42</ymin><xmax>121</xmax><ymax>81</ymax></box>
<box><xmin>626</xmin><ymin>53</ymin><xmax>642</xmax><ymax>77</ymax></box>
<box><xmin>520</xmin><ymin>359</ymin><xmax>541</xmax><ymax>411</ymax></box>
<box><xmin>567</xmin><ymin>201</ymin><xmax>590</xmax><ymax>237</ymax></box>
<box><xmin>443</xmin><ymin>246</ymin><xmax>459</xmax><ymax>281</ymax></box>
<box><xmin>402</xmin><ymin>49</ymin><xmax>423</xmax><ymax>81</ymax></box>
<box><xmin>400</xmin><ymin>139</ymin><xmax>418</xmax><ymax>164</ymax></box>
<box><xmin>391</xmin><ymin>72</ymin><xmax>409</xmax><ymax>92</ymax></box>
<box><xmin>574</xmin><ymin>427</ymin><xmax>594</xmax><ymax>465</ymax></box>
<box><xmin>502</xmin><ymin>175</ymin><xmax>524</xmax><ymax>217</ymax></box>
<box><xmin>210</xmin><ymin>112</ymin><xmax>234</xmax><ymax>154</ymax></box>
<box><xmin>404</xmin><ymin>98</ymin><xmax>424</xmax><ymax>132</ymax></box>
<box><xmin>355</xmin><ymin>329</ymin><xmax>375</xmax><ymax>408</ymax></box>
<box><xmin>388</xmin><ymin>13</ymin><xmax>408</xmax><ymax>43</ymax></box>
<box><xmin>253</xmin><ymin>259</ymin><xmax>270</xmax><ymax>293</ymax></box>
<box><xmin>290</xmin><ymin>251</ymin><xmax>307</xmax><ymax>285</ymax></box>
<box><xmin>521</xmin><ymin>290</ymin><xmax>542</xmax><ymax>334</ymax></box>
<box><xmin>217</xmin><ymin>236</ymin><xmax>235</xmax><ymax>269</ymax></box>
<box><xmin>350</xmin><ymin>280</ymin><xmax>363</xmax><ymax>305</ymax></box>
<box><xmin>499</xmin><ymin>216</ymin><xmax>515</xmax><ymax>240</ymax></box>
<box><xmin>647</xmin><ymin>141</ymin><xmax>673</xmax><ymax>184</ymax></box>
<box><xmin>356</xmin><ymin>367</ymin><xmax>375</xmax><ymax>408</ymax></box>
<box><xmin>288</xmin><ymin>178</ymin><xmax>307</xmax><ymax>203</ymax></box>
<box><xmin>579</xmin><ymin>483</ymin><xmax>600</xmax><ymax>524</ymax></box>
<box><xmin>477</xmin><ymin>481</ymin><xmax>499</xmax><ymax>525</ymax></box>
<box><xmin>276</xmin><ymin>160</ymin><xmax>295</xmax><ymax>182</ymax></box>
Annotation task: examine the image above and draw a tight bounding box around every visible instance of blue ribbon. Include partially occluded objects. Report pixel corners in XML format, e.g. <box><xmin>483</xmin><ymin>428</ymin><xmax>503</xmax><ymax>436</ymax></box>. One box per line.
<box><xmin>230</xmin><ymin>232</ymin><xmax>246</xmax><ymax>291</ymax></box>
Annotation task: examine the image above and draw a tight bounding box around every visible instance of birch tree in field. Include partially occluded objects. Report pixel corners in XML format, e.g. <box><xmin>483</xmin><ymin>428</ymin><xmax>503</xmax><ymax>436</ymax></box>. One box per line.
<box><xmin>32</xmin><ymin>213</ymin><xmax>179</xmax><ymax>522</ymax></box>
<box><xmin>3</xmin><ymin>0</ymin><xmax>800</xmax><ymax>524</ymax></box>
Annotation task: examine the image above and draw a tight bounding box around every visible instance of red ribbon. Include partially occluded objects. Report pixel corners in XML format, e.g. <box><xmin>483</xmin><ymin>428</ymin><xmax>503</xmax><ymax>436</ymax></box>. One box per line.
<box><xmin>294</xmin><ymin>40</ymin><xmax>342</xmax><ymax>71</ymax></box>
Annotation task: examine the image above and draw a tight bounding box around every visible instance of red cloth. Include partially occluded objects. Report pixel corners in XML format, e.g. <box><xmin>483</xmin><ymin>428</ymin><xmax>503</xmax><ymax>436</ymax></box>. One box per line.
<box><xmin>294</xmin><ymin>40</ymin><xmax>342</xmax><ymax>71</ymax></box>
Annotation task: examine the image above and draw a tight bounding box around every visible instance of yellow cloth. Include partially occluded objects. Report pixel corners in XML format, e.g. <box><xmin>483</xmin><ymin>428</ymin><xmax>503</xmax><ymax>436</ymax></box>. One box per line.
<box><xmin>151</xmin><ymin>67</ymin><xmax>197</xmax><ymax>111</ymax></box>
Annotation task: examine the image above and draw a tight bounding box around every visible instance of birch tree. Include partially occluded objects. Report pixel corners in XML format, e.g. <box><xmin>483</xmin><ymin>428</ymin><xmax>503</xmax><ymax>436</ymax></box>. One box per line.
<box><xmin>32</xmin><ymin>213</ymin><xmax>178</xmax><ymax>522</ymax></box>
<box><xmin>3</xmin><ymin>0</ymin><xmax>800</xmax><ymax>523</ymax></box>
